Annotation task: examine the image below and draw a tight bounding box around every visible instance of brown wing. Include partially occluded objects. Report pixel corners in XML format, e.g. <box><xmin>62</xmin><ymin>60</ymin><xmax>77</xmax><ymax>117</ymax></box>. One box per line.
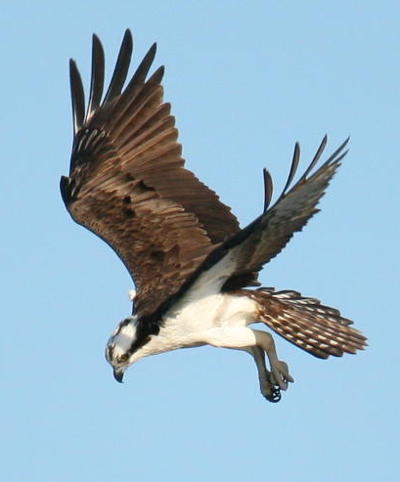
<box><xmin>231</xmin><ymin>136</ymin><xmax>350</xmax><ymax>276</ymax></box>
<box><xmin>186</xmin><ymin>137</ymin><xmax>349</xmax><ymax>293</ymax></box>
<box><xmin>60</xmin><ymin>30</ymin><xmax>240</xmax><ymax>317</ymax></box>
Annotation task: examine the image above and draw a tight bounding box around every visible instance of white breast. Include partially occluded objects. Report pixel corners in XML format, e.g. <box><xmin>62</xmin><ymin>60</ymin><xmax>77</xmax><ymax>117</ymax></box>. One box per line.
<box><xmin>156</xmin><ymin>287</ymin><xmax>258</xmax><ymax>350</ymax></box>
<box><xmin>138</xmin><ymin>256</ymin><xmax>259</xmax><ymax>358</ymax></box>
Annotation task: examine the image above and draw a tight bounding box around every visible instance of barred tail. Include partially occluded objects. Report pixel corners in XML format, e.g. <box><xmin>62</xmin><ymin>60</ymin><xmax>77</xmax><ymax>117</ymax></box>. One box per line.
<box><xmin>248</xmin><ymin>287</ymin><xmax>367</xmax><ymax>359</ymax></box>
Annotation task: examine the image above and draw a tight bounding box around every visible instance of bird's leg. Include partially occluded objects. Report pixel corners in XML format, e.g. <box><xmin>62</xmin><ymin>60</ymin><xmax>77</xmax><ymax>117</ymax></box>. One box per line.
<box><xmin>201</xmin><ymin>326</ymin><xmax>293</xmax><ymax>401</ymax></box>
<box><xmin>253</xmin><ymin>330</ymin><xmax>294</xmax><ymax>393</ymax></box>
<box><xmin>246</xmin><ymin>346</ymin><xmax>281</xmax><ymax>403</ymax></box>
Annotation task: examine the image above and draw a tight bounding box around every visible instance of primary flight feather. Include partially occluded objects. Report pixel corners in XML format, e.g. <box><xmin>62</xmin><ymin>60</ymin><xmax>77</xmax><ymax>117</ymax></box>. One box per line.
<box><xmin>61</xmin><ymin>30</ymin><xmax>366</xmax><ymax>402</ymax></box>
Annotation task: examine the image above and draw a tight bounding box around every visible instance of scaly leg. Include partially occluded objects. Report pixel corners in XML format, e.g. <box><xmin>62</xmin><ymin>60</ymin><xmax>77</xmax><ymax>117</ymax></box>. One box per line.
<box><xmin>202</xmin><ymin>326</ymin><xmax>293</xmax><ymax>401</ymax></box>
<box><xmin>253</xmin><ymin>329</ymin><xmax>294</xmax><ymax>391</ymax></box>
<box><xmin>246</xmin><ymin>346</ymin><xmax>281</xmax><ymax>402</ymax></box>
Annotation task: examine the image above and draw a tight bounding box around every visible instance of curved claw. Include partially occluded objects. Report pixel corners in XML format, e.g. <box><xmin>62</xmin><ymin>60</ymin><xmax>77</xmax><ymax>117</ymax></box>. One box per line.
<box><xmin>261</xmin><ymin>376</ymin><xmax>282</xmax><ymax>403</ymax></box>
<box><xmin>265</xmin><ymin>385</ymin><xmax>281</xmax><ymax>403</ymax></box>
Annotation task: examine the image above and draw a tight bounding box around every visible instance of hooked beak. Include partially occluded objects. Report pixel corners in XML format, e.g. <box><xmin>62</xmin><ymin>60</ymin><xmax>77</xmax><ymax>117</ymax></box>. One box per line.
<box><xmin>113</xmin><ymin>367</ymin><xmax>125</xmax><ymax>383</ymax></box>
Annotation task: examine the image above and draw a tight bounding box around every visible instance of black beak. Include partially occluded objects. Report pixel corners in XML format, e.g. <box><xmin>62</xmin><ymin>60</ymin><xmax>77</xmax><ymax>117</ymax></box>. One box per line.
<box><xmin>113</xmin><ymin>368</ymin><xmax>124</xmax><ymax>383</ymax></box>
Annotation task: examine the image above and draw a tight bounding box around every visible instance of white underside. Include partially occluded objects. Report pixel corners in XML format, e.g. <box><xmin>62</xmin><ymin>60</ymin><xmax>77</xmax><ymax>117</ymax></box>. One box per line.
<box><xmin>110</xmin><ymin>251</ymin><xmax>293</xmax><ymax>397</ymax></box>
<box><xmin>152</xmin><ymin>291</ymin><xmax>259</xmax><ymax>353</ymax></box>
<box><xmin>134</xmin><ymin>251</ymin><xmax>260</xmax><ymax>360</ymax></box>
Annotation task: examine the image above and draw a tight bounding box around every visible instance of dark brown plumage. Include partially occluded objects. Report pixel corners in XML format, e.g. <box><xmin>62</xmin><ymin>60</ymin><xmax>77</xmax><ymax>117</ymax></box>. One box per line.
<box><xmin>61</xmin><ymin>30</ymin><xmax>241</xmax><ymax>318</ymax></box>
<box><xmin>247</xmin><ymin>288</ymin><xmax>366</xmax><ymax>358</ymax></box>
<box><xmin>221</xmin><ymin>136</ymin><xmax>349</xmax><ymax>283</ymax></box>
<box><xmin>62</xmin><ymin>31</ymin><xmax>367</xmax><ymax>401</ymax></box>
<box><xmin>175</xmin><ymin>136</ymin><xmax>349</xmax><ymax>297</ymax></box>
<box><xmin>154</xmin><ymin>136</ymin><xmax>367</xmax><ymax>359</ymax></box>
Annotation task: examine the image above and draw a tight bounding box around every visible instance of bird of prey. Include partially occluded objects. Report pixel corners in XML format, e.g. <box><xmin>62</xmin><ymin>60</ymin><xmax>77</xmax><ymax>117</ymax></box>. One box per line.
<box><xmin>61</xmin><ymin>30</ymin><xmax>366</xmax><ymax>402</ymax></box>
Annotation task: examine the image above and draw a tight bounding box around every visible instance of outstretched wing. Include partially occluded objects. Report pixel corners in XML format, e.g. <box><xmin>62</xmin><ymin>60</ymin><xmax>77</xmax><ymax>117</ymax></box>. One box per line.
<box><xmin>60</xmin><ymin>30</ymin><xmax>240</xmax><ymax>318</ymax></box>
<box><xmin>180</xmin><ymin>137</ymin><xmax>349</xmax><ymax>296</ymax></box>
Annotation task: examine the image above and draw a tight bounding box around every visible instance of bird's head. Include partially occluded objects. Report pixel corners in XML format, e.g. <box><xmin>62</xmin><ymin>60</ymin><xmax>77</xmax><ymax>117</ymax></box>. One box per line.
<box><xmin>105</xmin><ymin>315</ymin><xmax>139</xmax><ymax>383</ymax></box>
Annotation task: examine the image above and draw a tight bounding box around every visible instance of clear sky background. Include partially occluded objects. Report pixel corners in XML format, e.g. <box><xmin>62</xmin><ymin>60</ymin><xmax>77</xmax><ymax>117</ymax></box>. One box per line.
<box><xmin>1</xmin><ymin>1</ymin><xmax>398</xmax><ymax>481</ymax></box>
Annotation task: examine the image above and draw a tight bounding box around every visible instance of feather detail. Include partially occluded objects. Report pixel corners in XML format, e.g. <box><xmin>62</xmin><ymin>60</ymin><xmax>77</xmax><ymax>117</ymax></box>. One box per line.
<box><xmin>61</xmin><ymin>30</ymin><xmax>242</xmax><ymax>319</ymax></box>
<box><xmin>247</xmin><ymin>288</ymin><xmax>367</xmax><ymax>358</ymax></box>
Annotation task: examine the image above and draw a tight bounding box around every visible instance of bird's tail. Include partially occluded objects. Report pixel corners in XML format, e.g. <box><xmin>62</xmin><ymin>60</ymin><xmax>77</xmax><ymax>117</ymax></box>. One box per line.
<box><xmin>246</xmin><ymin>287</ymin><xmax>367</xmax><ymax>359</ymax></box>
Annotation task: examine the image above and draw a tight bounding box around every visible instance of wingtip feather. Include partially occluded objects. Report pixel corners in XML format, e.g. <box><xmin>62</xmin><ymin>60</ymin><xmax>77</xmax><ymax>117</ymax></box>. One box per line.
<box><xmin>85</xmin><ymin>33</ymin><xmax>105</xmax><ymax>121</ymax></box>
<box><xmin>263</xmin><ymin>168</ymin><xmax>273</xmax><ymax>213</ymax></box>
<box><xmin>278</xmin><ymin>142</ymin><xmax>300</xmax><ymax>201</ymax></box>
<box><xmin>102</xmin><ymin>28</ymin><xmax>134</xmax><ymax>104</ymax></box>
<box><xmin>69</xmin><ymin>59</ymin><xmax>85</xmax><ymax>135</ymax></box>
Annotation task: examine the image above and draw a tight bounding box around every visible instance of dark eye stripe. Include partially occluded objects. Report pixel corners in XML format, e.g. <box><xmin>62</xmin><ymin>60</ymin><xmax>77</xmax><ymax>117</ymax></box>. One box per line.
<box><xmin>121</xmin><ymin>318</ymin><xmax>132</xmax><ymax>327</ymax></box>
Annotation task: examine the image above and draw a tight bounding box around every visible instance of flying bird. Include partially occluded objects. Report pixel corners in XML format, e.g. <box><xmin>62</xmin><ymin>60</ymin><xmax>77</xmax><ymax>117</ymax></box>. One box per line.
<box><xmin>61</xmin><ymin>30</ymin><xmax>366</xmax><ymax>402</ymax></box>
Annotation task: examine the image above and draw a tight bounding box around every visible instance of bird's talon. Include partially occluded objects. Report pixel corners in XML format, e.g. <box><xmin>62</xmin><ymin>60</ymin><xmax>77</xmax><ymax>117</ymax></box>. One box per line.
<box><xmin>264</xmin><ymin>385</ymin><xmax>281</xmax><ymax>403</ymax></box>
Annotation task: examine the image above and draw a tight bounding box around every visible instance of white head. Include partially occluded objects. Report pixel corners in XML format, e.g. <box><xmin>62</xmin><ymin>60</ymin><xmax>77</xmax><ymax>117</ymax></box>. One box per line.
<box><xmin>105</xmin><ymin>315</ymin><xmax>140</xmax><ymax>382</ymax></box>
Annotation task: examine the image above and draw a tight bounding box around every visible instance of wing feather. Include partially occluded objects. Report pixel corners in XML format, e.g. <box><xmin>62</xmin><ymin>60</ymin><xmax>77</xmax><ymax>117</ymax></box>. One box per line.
<box><xmin>279</xmin><ymin>142</ymin><xmax>300</xmax><ymax>201</ymax></box>
<box><xmin>85</xmin><ymin>34</ymin><xmax>104</xmax><ymax>121</ymax></box>
<box><xmin>232</xmin><ymin>137</ymin><xmax>348</xmax><ymax>277</ymax></box>
<box><xmin>61</xmin><ymin>30</ymin><xmax>240</xmax><ymax>318</ymax></box>
<box><xmin>69</xmin><ymin>60</ymin><xmax>85</xmax><ymax>136</ymax></box>
<box><xmin>178</xmin><ymin>138</ymin><xmax>349</xmax><ymax>298</ymax></box>
<box><xmin>103</xmin><ymin>30</ymin><xmax>133</xmax><ymax>104</ymax></box>
<box><xmin>123</xmin><ymin>43</ymin><xmax>157</xmax><ymax>94</ymax></box>
<box><xmin>263</xmin><ymin>168</ymin><xmax>273</xmax><ymax>213</ymax></box>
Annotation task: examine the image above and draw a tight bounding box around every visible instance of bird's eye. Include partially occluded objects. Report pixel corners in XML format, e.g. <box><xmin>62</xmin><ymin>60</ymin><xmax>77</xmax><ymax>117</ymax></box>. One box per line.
<box><xmin>119</xmin><ymin>354</ymin><xmax>129</xmax><ymax>363</ymax></box>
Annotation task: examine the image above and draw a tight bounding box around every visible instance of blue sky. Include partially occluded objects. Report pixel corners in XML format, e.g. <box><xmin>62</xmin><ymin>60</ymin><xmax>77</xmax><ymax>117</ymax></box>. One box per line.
<box><xmin>1</xmin><ymin>1</ymin><xmax>398</xmax><ymax>481</ymax></box>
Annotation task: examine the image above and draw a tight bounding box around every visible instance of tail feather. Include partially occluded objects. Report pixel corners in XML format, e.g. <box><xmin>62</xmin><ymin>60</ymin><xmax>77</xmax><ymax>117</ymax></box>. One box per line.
<box><xmin>247</xmin><ymin>287</ymin><xmax>367</xmax><ymax>359</ymax></box>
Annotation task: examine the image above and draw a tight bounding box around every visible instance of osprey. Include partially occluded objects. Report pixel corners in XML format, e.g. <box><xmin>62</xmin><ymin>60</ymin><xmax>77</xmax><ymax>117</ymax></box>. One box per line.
<box><xmin>61</xmin><ymin>30</ymin><xmax>366</xmax><ymax>402</ymax></box>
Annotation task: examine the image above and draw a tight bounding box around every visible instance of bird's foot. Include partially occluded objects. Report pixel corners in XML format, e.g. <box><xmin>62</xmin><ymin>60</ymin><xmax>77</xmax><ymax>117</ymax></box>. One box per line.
<box><xmin>270</xmin><ymin>360</ymin><xmax>294</xmax><ymax>390</ymax></box>
<box><xmin>261</xmin><ymin>360</ymin><xmax>294</xmax><ymax>402</ymax></box>
<box><xmin>261</xmin><ymin>379</ymin><xmax>282</xmax><ymax>403</ymax></box>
